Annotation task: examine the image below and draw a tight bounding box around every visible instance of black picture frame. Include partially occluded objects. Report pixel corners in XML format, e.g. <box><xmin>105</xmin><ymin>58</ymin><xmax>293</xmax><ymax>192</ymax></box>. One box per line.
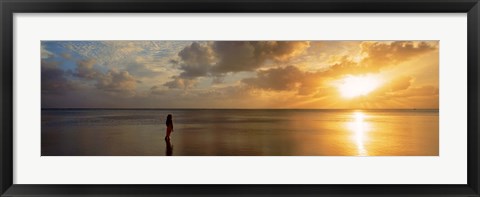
<box><xmin>1</xmin><ymin>0</ymin><xmax>479</xmax><ymax>196</ymax></box>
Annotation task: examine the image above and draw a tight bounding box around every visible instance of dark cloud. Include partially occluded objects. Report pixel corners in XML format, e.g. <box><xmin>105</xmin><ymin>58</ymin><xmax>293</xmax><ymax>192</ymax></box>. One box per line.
<box><xmin>162</xmin><ymin>42</ymin><xmax>213</xmax><ymax>89</ymax></box>
<box><xmin>211</xmin><ymin>41</ymin><xmax>310</xmax><ymax>73</ymax></box>
<box><xmin>177</xmin><ymin>42</ymin><xmax>215</xmax><ymax>78</ymax></box>
<box><xmin>210</xmin><ymin>42</ymin><xmax>256</xmax><ymax>73</ymax></box>
<box><xmin>166</xmin><ymin>41</ymin><xmax>310</xmax><ymax>89</ymax></box>
<box><xmin>41</xmin><ymin>60</ymin><xmax>76</xmax><ymax>94</ymax></box>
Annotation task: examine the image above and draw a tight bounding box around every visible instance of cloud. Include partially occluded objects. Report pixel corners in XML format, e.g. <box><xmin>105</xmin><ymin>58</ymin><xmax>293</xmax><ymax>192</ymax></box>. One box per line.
<box><xmin>386</xmin><ymin>76</ymin><xmax>414</xmax><ymax>92</ymax></box>
<box><xmin>210</xmin><ymin>41</ymin><xmax>437</xmax><ymax>101</ymax></box>
<box><xmin>242</xmin><ymin>66</ymin><xmax>304</xmax><ymax>91</ymax></box>
<box><xmin>177</xmin><ymin>42</ymin><xmax>215</xmax><ymax>78</ymax></box>
<box><xmin>322</xmin><ymin>41</ymin><xmax>437</xmax><ymax>77</ymax></box>
<box><xmin>72</xmin><ymin>59</ymin><xmax>138</xmax><ymax>94</ymax></box>
<box><xmin>242</xmin><ymin>65</ymin><xmax>323</xmax><ymax>95</ymax></box>
<box><xmin>42</xmin><ymin>40</ymin><xmax>438</xmax><ymax>109</ymax></box>
<box><xmin>41</xmin><ymin>44</ymin><xmax>55</xmax><ymax>59</ymax></box>
<box><xmin>166</xmin><ymin>41</ymin><xmax>310</xmax><ymax>89</ymax></box>
<box><xmin>44</xmin><ymin>41</ymin><xmax>188</xmax><ymax>96</ymax></box>
<box><xmin>73</xmin><ymin>59</ymin><xmax>98</xmax><ymax>79</ymax></box>
<box><xmin>164</xmin><ymin>76</ymin><xmax>198</xmax><ymax>90</ymax></box>
<box><xmin>321</xmin><ymin>57</ymin><xmax>367</xmax><ymax>77</ymax></box>
<box><xmin>211</xmin><ymin>41</ymin><xmax>310</xmax><ymax>73</ymax></box>
<box><xmin>60</xmin><ymin>52</ymin><xmax>72</xmax><ymax>60</ymax></box>
<box><xmin>345</xmin><ymin>75</ymin><xmax>437</xmax><ymax>109</ymax></box>
<box><xmin>149</xmin><ymin>85</ymin><xmax>166</xmax><ymax>95</ymax></box>
<box><xmin>172</xmin><ymin>41</ymin><xmax>438</xmax><ymax>91</ymax></box>
<box><xmin>391</xmin><ymin>85</ymin><xmax>439</xmax><ymax>98</ymax></box>
<box><xmin>360</xmin><ymin>41</ymin><xmax>437</xmax><ymax>69</ymax></box>
<box><xmin>366</xmin><ymin>75</ymin><xmax>415</xmax><ymax>98</ymax></box>
<box><xmin>41</xmin><ymin>60</ymin><xmax>76</xmax><ymax>94</ymax></box>
<box><xmin>125</xmin><ymin>57</ymin><xmax>164</xmax><ymax>78</ymax></box>
<box><xmin>201</xmin><ymin>85</ymin><xmax>249</xmax><ymax>97</ymax></box>
<box><xmin>60</xmin><ymin>41</ymin><xmax>188</xmax><ymax>71</ymax></box>
<box><xmin>95</xmin><ymin>69</ymin><xmax>137</xmax><ymax>93</ymax></box>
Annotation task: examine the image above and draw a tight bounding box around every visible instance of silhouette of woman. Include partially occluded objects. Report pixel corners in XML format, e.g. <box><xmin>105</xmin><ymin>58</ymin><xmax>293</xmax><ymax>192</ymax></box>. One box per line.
<box><xmin>165</xmin><ymin>138</ymin><xmax>173</xmax><ymax>156</ymax></box>
<box><xmin>165</xmin><ymin>114</ymin><xmax>173</xmax><ymax>140</ymax></box>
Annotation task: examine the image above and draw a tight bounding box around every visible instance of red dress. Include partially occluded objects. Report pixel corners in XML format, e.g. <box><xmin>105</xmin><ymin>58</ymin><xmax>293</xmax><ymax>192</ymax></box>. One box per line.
<box><xmin>166</xmin><ymin>119</ymin><xmax>173</xmax><ymax>137</ymax></box>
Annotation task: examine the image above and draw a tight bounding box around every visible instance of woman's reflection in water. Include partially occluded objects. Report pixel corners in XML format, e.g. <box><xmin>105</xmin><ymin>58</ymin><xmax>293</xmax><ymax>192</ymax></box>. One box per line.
<box><xmin>165</xmin><ymin>138</ymin><xmax>173</xmax><ymax>156</ymax></box>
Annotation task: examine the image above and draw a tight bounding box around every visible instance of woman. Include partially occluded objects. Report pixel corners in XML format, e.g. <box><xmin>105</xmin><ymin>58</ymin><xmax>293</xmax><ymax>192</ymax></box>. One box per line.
<box><xmin>165</xmin><ymin>114</ymin><xmax>173</xmax><ymax>140</ymax></box>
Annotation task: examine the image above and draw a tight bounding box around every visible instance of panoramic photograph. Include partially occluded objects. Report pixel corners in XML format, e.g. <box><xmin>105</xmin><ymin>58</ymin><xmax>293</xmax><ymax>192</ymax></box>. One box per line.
<box><xmin>41</xmin><ymin>40</ymin><xmax>439</xmax><ymax>156</ymax></box>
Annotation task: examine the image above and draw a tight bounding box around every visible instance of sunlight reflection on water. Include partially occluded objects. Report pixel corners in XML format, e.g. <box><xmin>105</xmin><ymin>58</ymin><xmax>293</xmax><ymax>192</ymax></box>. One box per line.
<box><xmin>42</xmin><ymin>109</ymin><xmax>438</xmax><ymax>156</ymax></box>
<box><xmin>346</xmin><ymin>111</ymin><xmax>370</xmax><ymax>156</ymax></box>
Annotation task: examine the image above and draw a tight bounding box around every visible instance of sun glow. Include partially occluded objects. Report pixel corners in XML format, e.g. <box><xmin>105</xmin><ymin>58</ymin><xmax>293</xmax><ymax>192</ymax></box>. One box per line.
<box><xmin>337</xmin><ymin>75</ymin><xmax>382</xmax><ymax>98</ymax></box>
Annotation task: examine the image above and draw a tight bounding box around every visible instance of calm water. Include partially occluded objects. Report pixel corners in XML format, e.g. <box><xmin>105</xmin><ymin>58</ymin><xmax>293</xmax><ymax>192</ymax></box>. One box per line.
<box><xmin>41</xmin><ymin>109</ymin><xmax>439</xmax><ymax>156</ymax></box>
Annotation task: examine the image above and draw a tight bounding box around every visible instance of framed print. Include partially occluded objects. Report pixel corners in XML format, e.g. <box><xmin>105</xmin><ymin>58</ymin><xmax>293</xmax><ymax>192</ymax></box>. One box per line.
<box><xmin>40</xmin><ymin>40</ymin><xmax>440</xmax><ymax>157</ymax></box>
<box><xmin>1</xmin><ymin>0</ymin><xmax>479</xmax><ymax>196</ymax></box>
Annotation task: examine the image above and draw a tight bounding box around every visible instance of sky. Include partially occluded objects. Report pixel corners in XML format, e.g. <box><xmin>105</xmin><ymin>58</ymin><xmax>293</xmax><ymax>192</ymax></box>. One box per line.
<box><xmin>41</xmin><ymin>41</ymin><xmax>439</xmax><ymax>109</ymax></box>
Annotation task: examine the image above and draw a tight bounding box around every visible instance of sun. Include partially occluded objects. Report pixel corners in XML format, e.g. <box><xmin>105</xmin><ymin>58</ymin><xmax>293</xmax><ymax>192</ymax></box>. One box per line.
<box><xmin>337</xmin><ymin>75</ymin><xmax>382</xmax><ymax>98</ymax></box>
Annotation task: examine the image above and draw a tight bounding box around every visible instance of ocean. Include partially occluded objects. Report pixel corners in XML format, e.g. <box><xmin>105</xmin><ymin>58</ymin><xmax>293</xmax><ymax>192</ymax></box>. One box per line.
<box><xmin>41</xmin><ymin>109</ymin><xmax>439</xmax><ymax>156</ymax></box>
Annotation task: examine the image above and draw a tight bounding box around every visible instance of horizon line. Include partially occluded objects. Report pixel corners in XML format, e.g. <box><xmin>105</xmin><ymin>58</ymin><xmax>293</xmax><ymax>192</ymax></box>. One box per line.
<box><xmin>41</xmin><ymin>107</ymin><xmax>439</xmax><ymax>110</ymax></box>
